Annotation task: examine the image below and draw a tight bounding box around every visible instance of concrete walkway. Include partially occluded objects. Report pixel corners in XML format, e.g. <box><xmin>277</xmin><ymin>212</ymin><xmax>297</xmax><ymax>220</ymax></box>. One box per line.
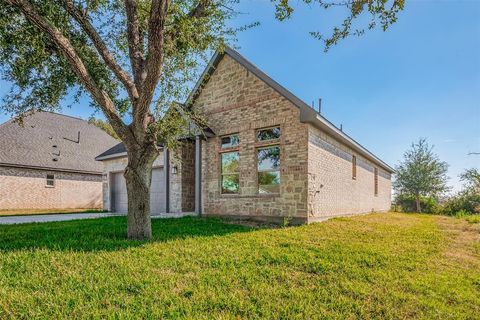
<box><xmin>0</xmin><ymin>213</ymin><xmax>115</xmax><ymax>225</ymax></box>
<box><xmin>0</xmin><ymin>212</ymin><xmax>197</xmax><ymax>225</ymax></box>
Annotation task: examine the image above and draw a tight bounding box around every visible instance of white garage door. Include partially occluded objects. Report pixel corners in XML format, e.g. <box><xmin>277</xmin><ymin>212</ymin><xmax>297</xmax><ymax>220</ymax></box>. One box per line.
<box><xmin>112</xmin><ymin>168</ymin><xmax>166</xmax><ymax>215</ymax></box>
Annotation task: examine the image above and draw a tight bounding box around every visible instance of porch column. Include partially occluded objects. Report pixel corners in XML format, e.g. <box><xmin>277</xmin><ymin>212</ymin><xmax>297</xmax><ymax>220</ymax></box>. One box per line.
<box><xmin>164</xmin><ymin>148</ymin><xmax>170</xmax><ymax>213</ymax></box>
<box><xmin>195</xmin><ymin>135</ymin><xmax>202</xmax><ymax>215</ymax></box>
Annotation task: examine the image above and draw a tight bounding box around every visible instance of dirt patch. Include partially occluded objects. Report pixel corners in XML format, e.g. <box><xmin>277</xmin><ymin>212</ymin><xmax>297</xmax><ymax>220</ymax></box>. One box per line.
<box><xmin>435</xmin><ymin>215</ymin><xmax>480</xmax><ymax>268</ymax></box>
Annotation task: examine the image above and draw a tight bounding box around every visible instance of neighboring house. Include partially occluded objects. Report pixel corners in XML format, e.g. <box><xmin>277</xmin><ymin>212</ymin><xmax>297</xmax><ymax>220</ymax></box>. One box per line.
<box><xmin>97</xmin><ymin>47</ymin><xmax>394</xmax><ymax>223</ymax></box>
<box><xmin>0</xmin><ymin>111</ymin><xmax>118</xmax><ymax>210</ymax></box>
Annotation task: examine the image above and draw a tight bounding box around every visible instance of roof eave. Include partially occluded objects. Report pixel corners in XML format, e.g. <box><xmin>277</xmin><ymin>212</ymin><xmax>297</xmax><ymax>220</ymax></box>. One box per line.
<box><xmin>0</xmin><ymin>162</ymin><xmax>103</xmax><ymax>175</ymax></box>
<box><xmin>299</xmin><ymin>106</ymin><xmax>395</xmax><ymax>173</ymax></box>
<box><xmin>95</xmin><ymin>152</ymin><xmax>128</xmax><ymax>161</ymax></box>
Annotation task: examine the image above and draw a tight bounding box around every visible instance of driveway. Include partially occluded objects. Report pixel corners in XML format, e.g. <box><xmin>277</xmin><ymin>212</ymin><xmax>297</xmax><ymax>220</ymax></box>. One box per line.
<box><xmin>0</xmin><ymin>213</ymin><xmax>115</xmax><ymax>225</ymax></box>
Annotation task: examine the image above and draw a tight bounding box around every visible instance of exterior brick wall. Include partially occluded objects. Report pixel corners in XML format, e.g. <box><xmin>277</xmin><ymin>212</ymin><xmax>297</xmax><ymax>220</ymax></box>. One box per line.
<box><xmin>0</xmin><ymin>166</ymin><xmax>102</xmax><ymax>209</ymax></box>
<box><xmin>193</xmin><ymin>55</ymin><xmax>309</xmax><ymax>221</ymax></box>
<box><xmin>307</xmin><ymin>125</ymin><xmax>391</xmax><ymax>220</ymax></box>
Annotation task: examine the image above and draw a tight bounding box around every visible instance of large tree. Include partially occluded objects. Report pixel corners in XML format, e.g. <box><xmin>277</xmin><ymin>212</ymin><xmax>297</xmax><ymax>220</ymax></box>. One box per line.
<box><xmin>0</xmin><ymin>0</ymin><xmax>405</xmax><ymax>239</ymax></box>
<box><xmin>393</xmin><ymin>138</ymin><xmax>449</xmax><ymax>212</ymax></box>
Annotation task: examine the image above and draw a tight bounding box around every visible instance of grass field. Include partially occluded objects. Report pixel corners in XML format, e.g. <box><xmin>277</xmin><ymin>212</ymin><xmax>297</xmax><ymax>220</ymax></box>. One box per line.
<box><xmin>0</xmin><ymin>213</ymin><xmax>478</xmax><ymax>319</ymax></box>
<box><xmin>0</xmin><ymin>208</ymin><xmax>105</xmax><ymax>217</ymax></box>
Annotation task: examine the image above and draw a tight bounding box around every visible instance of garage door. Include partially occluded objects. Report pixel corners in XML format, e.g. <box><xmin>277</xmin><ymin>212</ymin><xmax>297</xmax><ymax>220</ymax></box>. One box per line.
<box><xmin>111</xmin><ymin>168</ymin><xmax>166</xmax><ymax>214</ymax></box>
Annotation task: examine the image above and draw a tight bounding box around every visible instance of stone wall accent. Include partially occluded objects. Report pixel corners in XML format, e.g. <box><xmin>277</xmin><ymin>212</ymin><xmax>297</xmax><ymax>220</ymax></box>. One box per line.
<box><xmin>307</xmin><ymin>125</ymin><xmax>391</xmax><ymax>220</ymax></box>
<box><xmin>169</xmin><ymin>143</ymin><xmax>195</xmax><ymax>213</ymax></box>
<box><xmin>0</xmin><ymin>166</ymin><xmax>102</xmax><ymax>209</ymax></box>
<box><xmin>193</xmin><ymin>55</ymin><xmax>309</xmax><ymax>220</ymax></box>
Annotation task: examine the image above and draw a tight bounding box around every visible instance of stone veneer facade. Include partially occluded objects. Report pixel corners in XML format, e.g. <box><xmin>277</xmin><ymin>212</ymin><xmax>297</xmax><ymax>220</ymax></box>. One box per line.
<box><xmin>192</xmin><ymin>54</ymin><xmax>391</xmax><ymax>222</ymax></box>
<box><xmin>0</xmin><ymin>166</ymin><xmax>103</xmax><ymax>209</ymax></box>
<box><xmin>193</xmin><ymin>55</ymin><xmax>310</xmax><ymax>223</ymax></box>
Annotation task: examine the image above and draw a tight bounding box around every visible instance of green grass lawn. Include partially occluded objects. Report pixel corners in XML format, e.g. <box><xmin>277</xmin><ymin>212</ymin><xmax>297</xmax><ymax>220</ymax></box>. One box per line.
<box><xmin>0</xmin><ymin>213</ymin><xmax>478</xmax><ymax>319</ymax></box>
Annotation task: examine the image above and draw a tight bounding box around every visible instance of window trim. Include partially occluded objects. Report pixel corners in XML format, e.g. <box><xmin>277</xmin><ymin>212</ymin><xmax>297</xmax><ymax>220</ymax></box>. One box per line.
<box><xmin>352</xmin><ymin>155</ymin><xmax>357</xmax><ymax>180</ymax></box>
<box><xmin>220</xmin><ymin>151</ymin><xmax>240</xmax><ymax>195</ymax></box>
<box><xmin>256</xmin><ymin>145</ymin><xmax>281</xmax><ymax>195</ymax></box>
<box><xmin>46</xmin><ymin>174</ymin><xmax>55</xmax><ymax>188</ymax></box>
<box><xmin>374</xmin><ymin>167</ymin><xmax>378</xmax><ymax>196</ymax></box>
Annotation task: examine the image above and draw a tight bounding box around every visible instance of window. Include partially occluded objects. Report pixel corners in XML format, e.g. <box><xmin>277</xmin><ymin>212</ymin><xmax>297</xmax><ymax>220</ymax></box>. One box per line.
<box><xmin>46</xmin><ymin>174</ymin><xmax>55</xmax><ymax>187</ymax></box>
<box><xmin>352</xmin><ymin>155</ymin><xmax>357</xmax><ymax>180</ymax></box>
<box><xmin>221</xmin><ymin>134</ymin><xmax>239</xmax><ymax>148</ymax></box>
<box><xmin>257</xmin><ymin>146</ymin><xmax>280</xmax><ymax>194</ymax></box>
<box><xmin>221</xmin><ymin>152</ymin><xmax>239</xmax><ymax>194</ymax></box>
<box><xmin>374</xmin><ymin>168</ymin><xmax>378</xmax><ymax>196</ymax></box>
<box><xmin>257</xmin><ymin>126</ymin><xmax>281</xmax><ymax>141</ymax></box>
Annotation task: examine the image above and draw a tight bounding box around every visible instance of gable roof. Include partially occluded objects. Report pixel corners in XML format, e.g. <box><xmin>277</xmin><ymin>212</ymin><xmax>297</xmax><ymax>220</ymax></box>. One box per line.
<box><xmin>187</xmin><ymin>46</ymin><xmax>395</xmax><ymax>173</ymax></box>
<box><xmin>0</xmin><ymin>111</ymin><xmax>119</xmax><ymax>174</ymax></box>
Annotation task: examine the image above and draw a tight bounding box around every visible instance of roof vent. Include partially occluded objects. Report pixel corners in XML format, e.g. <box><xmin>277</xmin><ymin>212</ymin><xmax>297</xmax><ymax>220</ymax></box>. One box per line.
<box><xmin>52</xmin><ymin>158</ymin><xmax>58</xmax><ymax>162</ymax></box>
<box><xmin>52</xmin><ymin>145</ymin><xmax>57</xmax><ymax>148</ymax></box>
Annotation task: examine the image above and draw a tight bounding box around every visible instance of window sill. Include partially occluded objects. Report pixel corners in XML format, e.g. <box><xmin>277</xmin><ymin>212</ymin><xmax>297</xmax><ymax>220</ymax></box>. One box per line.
<box><xmin>219</xmin><ymin>194</ymin><xmax>279</xmax><ymax>199</ymax></box>
<box><xmin>45</xmin><ymin>185</ymin><xmax>55</xmax><ymax>188</ymax></box>
<box><xmin>255</xmin><ymin>140</ymin><xmax>280</xmax><ymax>148</ymax></box>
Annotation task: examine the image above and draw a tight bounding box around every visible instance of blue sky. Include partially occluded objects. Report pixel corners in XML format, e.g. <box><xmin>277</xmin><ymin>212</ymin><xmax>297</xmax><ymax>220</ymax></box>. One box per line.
<box><xmin>1</xmin><ymin>0</ymin><xmax>479</xmax><ymax>192</ymax></box>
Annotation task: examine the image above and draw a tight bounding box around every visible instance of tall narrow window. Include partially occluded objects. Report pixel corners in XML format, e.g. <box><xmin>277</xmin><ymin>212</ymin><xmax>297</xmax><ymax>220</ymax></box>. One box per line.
<box><xmin>221</xmin><ymin>152</ymin><xmax>239</xmax><ymax>194</ymax></box>
<box><xmin>374</xmin><ymin>168</ymin><xmax>378</xmax><ymax>196</ymax></box>
<box><xmin>352</xmin><ymin>155</ymin><xmax>357</xmax><ymax>180</ymax></box>
<box><xmin>46</xmin><ymin>174</ymin><xmax>55</xmax><ymax>187</ymax></box>
<box><xmin>257</xmin><ymin>146</ymin><xmax>280</xmax><ymax>194</ymax></box>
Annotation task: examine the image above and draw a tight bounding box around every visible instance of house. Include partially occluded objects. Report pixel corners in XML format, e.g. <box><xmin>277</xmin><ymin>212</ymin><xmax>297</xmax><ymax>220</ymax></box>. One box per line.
<box><xmin>96</xmin><ymin>47</ymin><xmax>394</xmax><ymax>223</ymax></box>
<box><xmin>0</xmin><ymin>111</ymin><xmax>118</xmax><ymax>210</ymax></box>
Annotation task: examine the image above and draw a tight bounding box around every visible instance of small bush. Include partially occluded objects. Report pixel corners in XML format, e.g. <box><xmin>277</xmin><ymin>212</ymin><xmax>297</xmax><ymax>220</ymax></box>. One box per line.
<box><xmin>394</xmin><ymin>194</ymin><xmax>441</xmax><ymax>214</ymax></box>
<box><xmin>455</xmin><ymin>210</ymin><xmax>469</xmax><ymax>218</ymax></box>
<box><xmin>465</xmin><ymin>215</ymin><xmax>480</xmax><ymax>224</ymax></box>
<box><xmin>441</xmin><ymin>190</ymin><xmax>480</xmax><ymax>216</ymax></box>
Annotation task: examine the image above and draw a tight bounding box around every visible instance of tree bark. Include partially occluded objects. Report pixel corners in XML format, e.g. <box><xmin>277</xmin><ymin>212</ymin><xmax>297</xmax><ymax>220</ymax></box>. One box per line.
<box><xmin>124</xmin><ymin>145</ymin><xmax>158</xmax><ymax>240</ymax></box>
<box><xmin>415</xmin><ymin>196</ymin><xmax>421</xmax><ymax>213</ymax></box>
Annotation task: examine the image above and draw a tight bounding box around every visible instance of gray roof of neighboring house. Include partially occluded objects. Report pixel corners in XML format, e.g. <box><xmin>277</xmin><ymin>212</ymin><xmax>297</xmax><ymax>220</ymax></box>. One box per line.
<box><xmin>186</xmin><ymin>46</ymin><xmax>395</xmax><ymax>173</ymax></box>
<box><xmin>0</xmin><ymin>111</ymin><xmax>119</xmax><ymax>174</ymax></box>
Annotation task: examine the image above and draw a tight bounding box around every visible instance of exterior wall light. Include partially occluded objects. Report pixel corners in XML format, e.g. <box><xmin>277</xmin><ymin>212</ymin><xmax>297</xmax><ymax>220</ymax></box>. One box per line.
<box><xmin>172</xmin><ymin>165</ymin><xmax>178</xmax><ymax>174</ymax></box>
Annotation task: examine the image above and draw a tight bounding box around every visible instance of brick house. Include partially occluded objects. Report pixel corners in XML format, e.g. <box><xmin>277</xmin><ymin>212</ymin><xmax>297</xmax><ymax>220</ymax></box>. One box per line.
<box><xmin>0</xmin><ymin>111</ymin><xmax>118</xmax><ymax>210</ymax></box>
<box><xmin>97</xmin><ymin>47</ymin><xmax>394</xmax><ymax>223</ymax></box>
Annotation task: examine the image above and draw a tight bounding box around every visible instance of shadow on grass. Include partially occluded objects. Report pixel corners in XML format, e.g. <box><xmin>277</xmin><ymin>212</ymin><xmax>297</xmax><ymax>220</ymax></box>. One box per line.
<box><xmin>0</xmin><ymin>216</ymin><xmax>252</xmax><ymax>252</ymax></box>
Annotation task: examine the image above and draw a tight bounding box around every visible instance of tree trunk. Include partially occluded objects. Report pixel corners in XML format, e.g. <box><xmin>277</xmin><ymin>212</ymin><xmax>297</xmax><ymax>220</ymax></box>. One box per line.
<box><xmin>415</xmin><ymin>196</ymin><xmax>421</xmax><ymax>213</ymax></box>
<box><xmin>124</xmin><ymin>148</ymin><xmax>158</xmax><ymax>240</ymax></box>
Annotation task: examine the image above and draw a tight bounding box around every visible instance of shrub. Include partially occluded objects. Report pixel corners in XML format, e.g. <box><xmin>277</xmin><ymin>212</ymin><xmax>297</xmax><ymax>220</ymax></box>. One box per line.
<box><xmin>465</xmin><ymin>215</ymin><xmax>480</xmax><ymax>224</ymax></box>
<box><xmin>441</xmin><ymin>190</ymin><xmax>480</xmax><ymax>216</ymax></box>
<box><xmin>394</xmin><ymin>194</ymin><xmax>441</xmax><ymax>214</ymax></box>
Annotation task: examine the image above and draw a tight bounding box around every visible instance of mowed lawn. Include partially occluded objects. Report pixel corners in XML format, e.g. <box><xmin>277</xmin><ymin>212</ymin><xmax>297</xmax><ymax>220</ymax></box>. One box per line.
<box><xmin>0</xmin><ymin>213</ymin><xmax>479</xmax><ymax>319</ymax></box>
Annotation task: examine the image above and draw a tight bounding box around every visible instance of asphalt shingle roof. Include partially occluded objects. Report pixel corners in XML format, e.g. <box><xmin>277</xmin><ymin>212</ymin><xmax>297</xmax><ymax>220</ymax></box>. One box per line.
<box><xmin>0</xmin><ymin>111</ymin><xmax>119</xmax><ymax>174</ymax></box>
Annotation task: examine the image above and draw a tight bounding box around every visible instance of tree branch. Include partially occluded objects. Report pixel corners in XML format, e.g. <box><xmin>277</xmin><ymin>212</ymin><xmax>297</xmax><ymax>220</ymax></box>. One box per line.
<box><xmin>189</xmin><ymin>0</ymin><xmax>211</xmax><ymax>18</ymax></box>
<box><xmin>134</xmin><ymin>0</ymin><xmax>169</xmax><ymax>130</ymax></box>
<box><xmin>5</xmin><ymin>0</ymin><xmax>130</xmax><ymax>140</ymax></box>
<box><xmin>60</xmin><ymin>0</ymin><xmax>139</xmax><ymax>100</ymax></box>
<box><xmin>124</xmin><ymin>0</ymin><xmax>146</xmax><ymax>86</ymax></box>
